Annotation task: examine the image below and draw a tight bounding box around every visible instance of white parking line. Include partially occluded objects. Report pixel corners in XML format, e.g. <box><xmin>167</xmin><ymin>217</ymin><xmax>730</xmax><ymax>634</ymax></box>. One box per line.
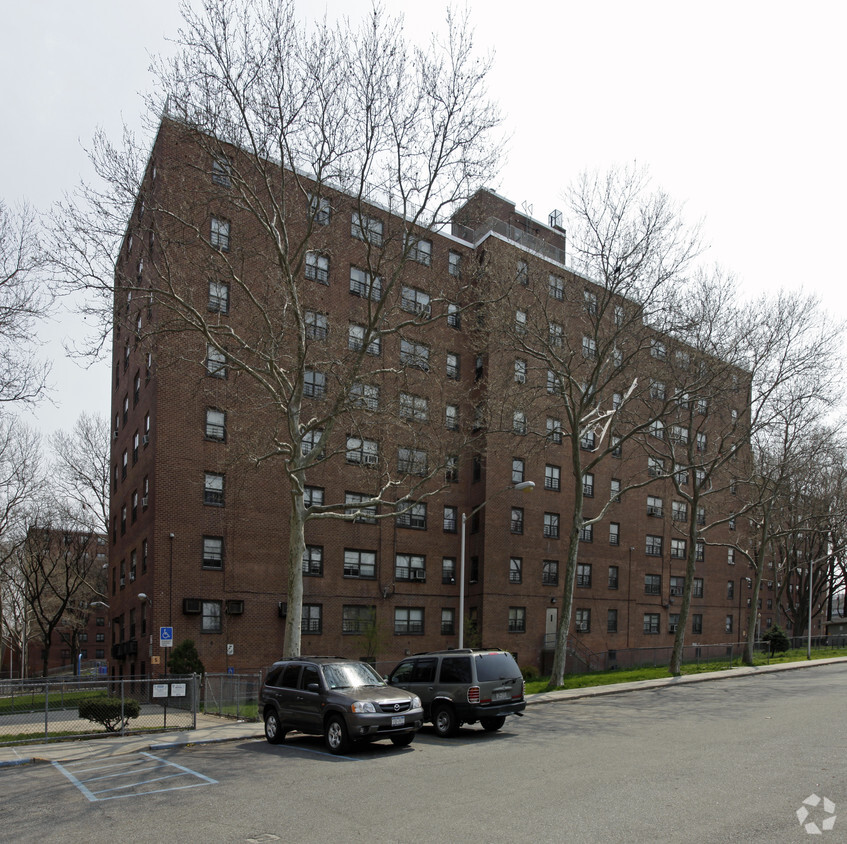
<box><xmin>52</xmin><ymin>751</ymin><xmax>218</xmax><ymax>802</ymax></box>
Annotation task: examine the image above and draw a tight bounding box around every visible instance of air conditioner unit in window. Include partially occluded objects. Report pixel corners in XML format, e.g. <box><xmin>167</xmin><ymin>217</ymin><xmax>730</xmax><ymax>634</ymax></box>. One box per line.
<box><xmin>413</xmin><ymin>570</ymin><xmax>426</xmax><ymax>581</ymax></box>
<box><xmin>183</xmin><ymin>598</ymin><xmax>202</xmax><ymax>614</ymax></box>
<box><xmin>363</xmin><ymin>453</ymin><xmax>379</xmax><ymax>464</ymax></box>
<box><xmin>226</xmin><ymin>600</ymin><xmax>244</xmax><ymax>615</ymax></box>
<box><xmin>142</xmin><ymin>434</ymin><xmax>149</xmax><ymax>446</ymax></box>
<box><xmin>141</xmin><ymin>496</ymin><xmax>148</xmax><ymax>507</ymax></box>
<box><xmin>113</xmin><ymin>430</ymin><xmax>119</xmax><ymax>440</ymax></box>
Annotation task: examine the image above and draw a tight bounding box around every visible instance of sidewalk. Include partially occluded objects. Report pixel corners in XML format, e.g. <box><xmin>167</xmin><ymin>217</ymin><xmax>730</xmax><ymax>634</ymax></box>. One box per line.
<box><xmin>3</xmin><ymin>656</ymin><xmax>845</xmax><ymax>768</ymax></box>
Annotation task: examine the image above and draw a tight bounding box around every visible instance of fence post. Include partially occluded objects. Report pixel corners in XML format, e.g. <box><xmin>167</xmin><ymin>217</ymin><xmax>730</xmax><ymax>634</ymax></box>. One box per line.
<box><xmin>44</xmin><ymin>680</ymin><xmax>50</xmax><ymax>740</ymax></box>
<box><xmin>193</xmin><ymin>674</ymin><xmax>198</xmax><ymax>729</ymax></box>
<box><xmin>120</xmin><ymin>679</ymin><xmax>126</xmax><ymax>737</ymax></box>
<box><xmin>236</xmin><ymin>674</ymin><xmax>241</xmax><ymax>720</ymax></box>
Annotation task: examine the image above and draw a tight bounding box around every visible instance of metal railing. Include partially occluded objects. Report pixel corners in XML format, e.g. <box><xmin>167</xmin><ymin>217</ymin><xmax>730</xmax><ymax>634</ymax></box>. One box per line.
<box><xmin>203</xmin><ymin>673</ymin><xmax>263</xmax><ymax>721</ymax></box>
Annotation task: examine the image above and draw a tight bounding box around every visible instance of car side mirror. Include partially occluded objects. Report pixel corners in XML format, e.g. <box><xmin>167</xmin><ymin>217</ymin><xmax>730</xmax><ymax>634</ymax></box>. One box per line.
<box><xmin>306</xmin><ymin>683</ymin><xmax>320</xmax><ymax>693</ymax></box>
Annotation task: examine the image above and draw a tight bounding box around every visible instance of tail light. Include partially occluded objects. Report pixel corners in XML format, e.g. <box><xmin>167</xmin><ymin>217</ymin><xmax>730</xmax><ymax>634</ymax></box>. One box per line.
<box><xmin>467</xmin><ymin>686</ymin><xmax>480</xmax><ymax>704</ymax></box>
<box><xmin>514</xmin><ymin>678</ymin><xmax>524</xmax><ymax>699</ymax></box>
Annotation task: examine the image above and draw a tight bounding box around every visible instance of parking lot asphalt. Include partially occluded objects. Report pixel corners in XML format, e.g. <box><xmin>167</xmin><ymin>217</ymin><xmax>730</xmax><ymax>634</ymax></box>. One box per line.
<box><xmin>2</xmin><ymin>656</ymin><xmax>845</xmax><ymax>768</ymax></box>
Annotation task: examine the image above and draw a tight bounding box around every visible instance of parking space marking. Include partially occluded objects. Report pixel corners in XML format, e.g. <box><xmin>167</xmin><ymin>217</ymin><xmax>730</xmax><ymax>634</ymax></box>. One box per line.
<box><xmin>52</xmin><ymin>752</ymin><xmax>218</xmax><ymax>801</ymax></box>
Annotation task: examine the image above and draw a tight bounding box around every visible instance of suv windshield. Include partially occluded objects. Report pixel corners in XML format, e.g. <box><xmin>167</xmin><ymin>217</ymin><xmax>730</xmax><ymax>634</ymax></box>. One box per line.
<box><xmin>474</xmin><ymin>652</ymin><xmax>521</xmax><ymax>682</ymax></box>
<box><xmin>323</xmin><ymin>662</ymin><xmax>385</xmax><ymax>689</ymax></box>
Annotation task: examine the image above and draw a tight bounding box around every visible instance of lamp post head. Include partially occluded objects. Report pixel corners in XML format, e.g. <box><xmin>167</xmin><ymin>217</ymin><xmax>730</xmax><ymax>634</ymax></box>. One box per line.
<box><xmin>513</xmin><ymin>481</ymin><xmax>535</xmax><ymax>492</ymax></box>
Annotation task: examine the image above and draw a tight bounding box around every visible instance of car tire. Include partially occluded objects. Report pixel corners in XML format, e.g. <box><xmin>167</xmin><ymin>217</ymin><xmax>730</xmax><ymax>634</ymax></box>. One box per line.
<box><xmin>264</xmin><ymin>710</ymin><xmax>286</xmax><ymax>744</ymax></box>
<box><xmin>433</xmin><ymin>703</ymin><xmax>458</xmax><ymax>738</ymax></box>
<box><xmin>390</xmin><ymin>732</ymin><xmax>415</xmax><ymax>747</ymax></box>
<box><xmin>325</xmin><ymin>715</ymin><xmax>350</xmax><ymax>754</ymax></box>
<box><xmin>480</xmin><ymin>715</ymin><xmax>506</xmax><ymax>732</ymax></box>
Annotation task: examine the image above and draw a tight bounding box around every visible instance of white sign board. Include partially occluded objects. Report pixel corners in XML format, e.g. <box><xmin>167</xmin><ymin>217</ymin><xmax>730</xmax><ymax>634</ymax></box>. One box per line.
<box><xmin>153</xmin><ymin>683</ymin><xmax>169</xmax><ymax>698</ymax></box>
<box><xmin>170</xmin><ymin>683</ymin><xmax>187</xmax><ymax>697</ymax></box>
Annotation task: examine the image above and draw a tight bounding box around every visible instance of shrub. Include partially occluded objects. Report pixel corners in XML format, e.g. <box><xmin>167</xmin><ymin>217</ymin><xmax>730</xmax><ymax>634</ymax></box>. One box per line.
<box><xmin>78</xmin><ymin>696</ymin><xmax>141</xmax><ymax>732</ymax></box>
<box><xmin>168</xmin><ymin>639</ymin><xmax>205</xmax><ymax>676</ymax></box>
<box><xmin>521</xmin><ymin>665</ymin><xmax>540</xmax><ymax>682</ymax></box>
<box><xmin>762</xmin><ymin>625</ymin><xmax>790</xmax><ymax>655</ymax></box>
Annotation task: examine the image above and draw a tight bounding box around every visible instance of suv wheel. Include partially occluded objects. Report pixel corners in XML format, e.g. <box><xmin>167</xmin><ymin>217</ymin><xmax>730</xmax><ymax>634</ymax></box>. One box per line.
<box><xmin>433</xmin><ymin>703</ymin><xmax>458</xmax><ymax>738</ymax></box>
<box><xmin>480</xmin><ymin>715</ymin><xmax>506</xmax><ymax>732</ymax></box>
<box><xmin>325</xmin><ymin>715</ymin><xmax>350</xmax><ymax>754</ymax></box>
<box><xmin>390</xmin><ymin>732</ymin><xmax>415</xmax><ymax>747</ymax></box>
<box><xmin>264</xmin><ymin>710</ymin><xmax>286</xmax><ymax>744</ymax></box>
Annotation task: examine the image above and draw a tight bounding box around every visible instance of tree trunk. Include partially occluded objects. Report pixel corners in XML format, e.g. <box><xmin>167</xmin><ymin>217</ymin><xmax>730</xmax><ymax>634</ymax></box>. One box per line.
<box><xmin>283</xmin><ymin>490</ymin><xmax>305</xmax><ymax>658</ymax></box>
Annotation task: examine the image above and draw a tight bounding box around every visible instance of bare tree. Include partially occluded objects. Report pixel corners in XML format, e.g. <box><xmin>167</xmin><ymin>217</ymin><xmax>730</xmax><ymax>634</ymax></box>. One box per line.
<box><xmin>0</xmin><ymin>200</ymin><xmax>51</xmax><ymax>405</ymax></box>
<box><xmin>49</xmin><ymin>0</ymin><xmax>503</xmax><ymax>657</ymax></box>
<box><xmin>49</xmin><ymin>412</ymin><xmax>110</xmax><ymax>535</ymax></box>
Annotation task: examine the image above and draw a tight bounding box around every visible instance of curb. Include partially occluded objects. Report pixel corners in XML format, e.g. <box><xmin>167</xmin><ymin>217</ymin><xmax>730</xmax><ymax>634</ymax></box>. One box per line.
<box><xmin>150</xmin><ymin>733</ymin><xmax>263</xmax><ymax>750</ymax></box>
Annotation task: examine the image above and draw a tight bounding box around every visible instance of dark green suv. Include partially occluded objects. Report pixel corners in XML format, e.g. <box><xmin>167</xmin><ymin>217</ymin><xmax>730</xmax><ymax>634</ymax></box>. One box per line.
<box><xmin>387</xmin><ymin>649</ymin><xmax>525</xmax><ymax>737</ymax></box>
<box><xmin>260</xmin><ymin>657</ymin><xmax>423</xmax><ymax>754</ymax></box>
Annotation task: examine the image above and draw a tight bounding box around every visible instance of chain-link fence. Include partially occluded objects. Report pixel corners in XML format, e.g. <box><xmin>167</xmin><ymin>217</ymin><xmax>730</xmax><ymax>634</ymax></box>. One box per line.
<box><xmin>203</xmin><ymin>673</ymin><xmax>262</xmax><ymax>721</ymax></box>
<box><xmin>0</xmin><ymin>675</ymin><xmax>198</xmax><ymax>746</ymax></box>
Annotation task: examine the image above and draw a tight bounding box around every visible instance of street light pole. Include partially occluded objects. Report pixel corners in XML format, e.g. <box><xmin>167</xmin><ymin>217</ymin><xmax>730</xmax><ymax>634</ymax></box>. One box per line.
<box><xmin>459</xmin><ymin>481</ymin><xmax>535</xmax><ymax>648</ymax></box>
<box><xmin>807</xmin><ymin>557</ymin><xmax>813</xmax><ymax>660</ymax></box>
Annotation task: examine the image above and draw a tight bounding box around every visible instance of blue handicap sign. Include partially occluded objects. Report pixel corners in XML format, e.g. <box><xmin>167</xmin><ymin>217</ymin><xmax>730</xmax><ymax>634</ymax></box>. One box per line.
<box><xmin>227</xmin><ymin>667</ymin><xmax>235</xmax><ymax>674</ymax></box>
<box><xmin>160</xmin><ymin>626</ymin><xmax>174</xmax><ymax>641</ymax></box>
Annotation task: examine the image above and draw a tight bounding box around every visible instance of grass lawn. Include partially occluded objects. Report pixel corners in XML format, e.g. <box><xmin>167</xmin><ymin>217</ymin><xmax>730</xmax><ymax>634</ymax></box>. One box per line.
<box><xmin>525</xmin><ymin>646</ymin><xmax>847</xmax><ymax>695</ymax></box>
<box><xmin>0</xmin><ymin>688</ymin><xmax>108</xmax><ymax>716</ymax></box>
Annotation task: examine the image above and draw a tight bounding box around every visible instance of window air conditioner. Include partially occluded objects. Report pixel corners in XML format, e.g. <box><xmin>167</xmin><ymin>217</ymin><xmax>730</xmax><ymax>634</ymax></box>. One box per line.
<box><xmin>183</xmin><ymin>598</ymin><xmax>202</xmax><ymax>614</ymax></box>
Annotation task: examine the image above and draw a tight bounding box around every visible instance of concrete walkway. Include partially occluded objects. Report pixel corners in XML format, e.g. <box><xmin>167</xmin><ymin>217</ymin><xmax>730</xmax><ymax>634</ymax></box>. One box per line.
<box><xmin>2</xmin><ymin>656</ymin><xmax>845</xmax><ymax>768</ymax></box>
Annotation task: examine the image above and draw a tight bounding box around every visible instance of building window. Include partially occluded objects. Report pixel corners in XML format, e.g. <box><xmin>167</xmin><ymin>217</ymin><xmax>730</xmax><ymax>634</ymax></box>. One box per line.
<box><xmin>346</xmin><ymin>436</ymin><xmax>379</xmax><ymax>465</ymax></box>
<box><xmin>669</xmin><ymin>576</ymin><xmax>685</xmax><ymax>597</ymax></box>
<box><xmin>575</xmin><ymin>609</ymin><xmax>590</xmax><ymax>633</ymax></box>
<box><xmin>580</xmin><ymin>430</ymin><xmax>596</xmax><ymax>451</ymax></box>
<box><xmin>303</xmin><ymin>369</ymin><xmax>326</xmax><ymax>398</ymax></box>
<box><xmin>442</xmin><ymin>557</ymin><xmax>456</xmax><ymax>584</ymax></box>
<box><xmin>547</xmin><ymin>418</ymin><xmax>563</xmax><ymax>444</ymax></box>
<box><xmin>579</xmin><ymin>523</ymin><xmax>593</xmax><ymax>542</ymax></box>
<box><xmin>398</xmin><ymin>447</ymin><xmax>428</xmax><ymax>476</ymax></box>
<box><xmin>549</xmin><ymin>322</ymin><xmax>563</xmax><ymax>347</ymax></box>
<box><xmin>545</xmin><ymin>464</ymin><xmax>561</xmax><ymax>492</ymax></box>
<box><xmin>543</xmin><ymin>512</ymin><xmax>560</xmax><ymax>539</ymax></box>
<box><xmin>344</xmin><ymin>550</ymin><xmax>377</xmax><ymax>579</ymax></box>
<box><xmin>671</xmin><ymin>539</ymin><xmax>686</xmax><ymax>559</ymax></box>
<box><xmin>206</xmin><ymin>345</ymin><xmax>227</xmax><ymax>378</ymax></box>
<box><xmin>396</xmin><ymin>501</ymin><xmax>427</xmax><ymax>530</ymax></box>
<box><xmin>577</xmin><ymin>563</ymin><xmax>592</xmax><ymax>588</ymax></box>
<box><xmin>203</xmin><ymin>536</ymin><xmax>224</xmax><ymax>569</ymax></box>
<box><xmin>693</xmin><ymin>578</ymin><xmax>704</xmax><ymax>598</ymax></box>
<box><xmin>446</xmin><ymin>303</ymin><xmax>461</xmax><ymax>329</ymax></box>
<box><xmin>305</xmin><ymin>310</ymin><xmax>329</xmax><ymax>341</ymax></box>
<box><xmin>401</xmin><ymin>285</ymin><xmax>431</xmax><ymax>316</ymax></box>
<box><xmin>211</xmin><ymin>156</ymin><xmax>231</xmax><ymax>186</ymax></box>
<box><xmin>308</xmin><ymin>193</ymin><xmax>331</xmax><ymax>225</ymax></box>
<box><xmin>304</xmin><ymin>486</ymin><xmax>324</xmax><ymax>509</ymax></box>
<box><xmin>644</xmin><ymin>574</ymin><xmax>661</xmax><ymax>595</ymax></box>
<box><xmin>607</xmin><ymin>609</ymin><xmax>618</xmax><ymax>633</ymax></box>
<box><xmin>441</xmin><ymin>608</ymin><xmax>455</xmax><ymax>635</ymax></box>
<box><xmin>448</xmin><ymin>250</ymin><xmax>461</xmax><ymax>277</ymax></box>
<box><xmin>395</xmin><ymin>554</ymin><xmax>426</xmax><ymax>582</ymax></box>
<box><xmin>342</xmin><ymin>605</ymin><xmax>375</xmax><ymax>634</ymax></box>
<box><xmin>509</xmin><ymin>556</ymin><xmax>523</xmax><ymax>584</ymax></box>
<box><xmin>399</xmin><ymin>392</ymin><xmax>428</xmax><ymax>422</ymax></box>
<box><xmin>306</xmin><ymin>251</ymin><xmax>330</xmax><ymax>283</ymax></box>
<box><xmin>348</xmin><ymin>323</ymin><xmax>380</xmax><ymax>355</ymax></box>
<box><xmin>669</xmin><ymin>613</ymin><xmax>680</xmax><ymax>634</ymax></box>
<box><xmin>302</xmin><ymin>604</ymin><xmax>322</xmax><ymax>634</ymax></box>
<box><xmin>400</xmin><ymin>339</ymin><xmax>430</xmax><ymax>370</ymax></box>
<box><xmin>445</xmin><ymin>404</ymin><xmax>459</xmax><ymax>431</ymax></box>
<box><xmin>696</xmin><ymin>541</ymin><xmax>705</xmax><ymax>562</ymax></box>
<box><xmin>204</xmin><ymin>472</ymin><xmax>224</xmax><ymax>506</ymax></box>
<box><xmin>349</xmin><ymin>382</ymin><xmax>379</xmax><ymax>411</ymax></box>
<box><xmin>608</xmin><ymin>566</ymin><xmax>619</xmax><ymax>589</ymax></box>
<box><xmin>302</xmin><ymin>545</ymin><xmax>323</xmax><ymax>577</ymax></box>
<box><xmin>205</xmin><ymin>408</ymin><xmax>226</xmax><ymax>441</ymax></box>
<box><xmin>727</xmin><ymin>580</ymin><xmax>736</xmax><ymax>600</ymax></box>
<box><xmin>301</xmin><ymin>428</ymin><xmax>323</xmax><ymax>457</ymax></box>
<box><xmin>351</xmin><ymin>211</ymin><xmax>383</xmax><ymax>246</ymax></box>
<box><xmin>609</xmin><ymin>522</ymin><xmax>620</xmax><ymax>546</ymax></box>
<box><xmin>515</xmin><ymin>309</ymin><xmax>527</xmax><ymax>334</ymax></box>
<box><xmin>542</xmin><ymin>560</ymin><xmax>559</xmax><ymax>586</ymax></box>
<box><xmin>692</xmin><ymin>614</ymin><xmax>703</xmax><ymax>634</ymax></box>
<box><xmin>345</xmin><ymin>492</ymin><xmax>377</xmax><ymax>523</ymax></box>
<box><xmin>583</xmin><ymin>473</ymin><xmax>594</xmax><ymax>497</ymax></box>
<box><xmin>446</xmin><ymin>352</ymin><xmax>460</xmax><ymax>380</ymax></box>
<box><xmin>512</xmin><ymin>458</ymin><xmax>525</xmax><ymax>484</ymax></box>
<box><xmin>727</xmin><ymin>548</ymin><xmax>736</xmax><ymax>565</ymax></box>
<box><xmin>672</xmin><ymin>501</ymin><xmax>687</xmax><ymax>522</ymax></box>
<box><xmin>443</xmin><ymin>505</ymin><xmax>457</xmax><ymax>533</ymax></box>
<box><xmin>516</xmin><ymin>260</ymin><xmax>528</xmax><ymax>285</ymax></box>
<box><xmin>349</xmin><ymin>266</ymin><xmax>382</xmax><ymax>300</ymax></box>
<box><xmin>725</xmin><ymin>615</ymin><xmax>733</xmax><ymax>633</ymax></box>
<box><xmin>643</xmin><ymin>613</ymin><xmax>660</xmax><ymax>634</ymax></box>
<box><xmin>650</xmin><ymin>379</ymin><xmax>666</xmax><ymax>400</ymax></box>
<box><xmin>508</xmin><ymin>607</ymin><xmax>526</xmax><ymax>633</ymax></box>
<box><xmin>547</xmin><ymin>370</ymin><xmax>561</xmax><ymax>394</ymax></box>
<box><xmin>582</xmin><ymin>336</ymin><xmax>597</xmax><ymax>359</ymax></box>
<box><xmin>646</xmin><ymin>535</ymin><xmax>663</xmax><ymax>557</ymax></box>
<box><xmin>610</xmin><ymin>478</ymin><xmax>621</xmax><ymax>502</ymax></box>
<box><xmin>394</xmin><ymin>607</ymin><xmax>424</xmax><ymax>635</ymax></box>
<box><xmin>445</xmin><ymin>455</ymin><xmax>458</xmax><ymax>483</ymax></box>
<box><xmin>513</xmin><ymin>411</ymin><xmax>527</xmax><ymax>435</ymax></box>
<box><xmin>650</xmin><ymin>339</ymin><xmax>666</xmax><ymax>359</ymax></box>
<box><xmin>210</xmin><ymin>217</ymin><xmax>230</xmax><ymax>251</ymax></box>
<box><xmin>513</xmin><ymin>358</ymin><xmax>527</xmax><ymax>384</ymax></box>
<box><xmin>511</xmin><ymin>507</ymin><xmax>524</xmax><ymax>534</ymax></box>
<box><xmin>208</xmin><ymin>279</ymin><xmax>229</xmax><ymax>313</ymax></box>
<box><xmin>201</xmin><ymin>601</ymin><xmax>222</xmax><ymax>633</ymax></box>
<box><xmin>549</xmin><ymin>274</ymin><xmax>564</xmax><ymax>300</ymax></box>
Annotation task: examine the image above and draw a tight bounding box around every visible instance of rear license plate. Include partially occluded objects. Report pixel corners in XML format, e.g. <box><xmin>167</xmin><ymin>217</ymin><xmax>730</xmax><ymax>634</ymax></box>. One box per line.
<box><xmin>493</xmin><ymin>690</ymin><xmax>509</xmax><ymax>701</ymax></box>
<box><xmin>391</xmin><ymin>715</ymin><xmax>404</xmax><ymax>727</ymax></box>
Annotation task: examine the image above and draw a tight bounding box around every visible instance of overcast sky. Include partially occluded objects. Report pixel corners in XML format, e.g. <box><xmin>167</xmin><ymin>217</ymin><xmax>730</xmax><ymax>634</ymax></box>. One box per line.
<box><xmin>2</xmin><ymin>0</ymin><xmax>844</xmax><ymax>438</ymax></box>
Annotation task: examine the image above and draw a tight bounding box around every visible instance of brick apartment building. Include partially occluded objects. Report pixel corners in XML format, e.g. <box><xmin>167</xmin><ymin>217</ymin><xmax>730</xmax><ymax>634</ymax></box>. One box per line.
<box><xmin>107</xmin><ymin>117</ymin><xmax>761</xmax><ymax>678</ymax></box>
